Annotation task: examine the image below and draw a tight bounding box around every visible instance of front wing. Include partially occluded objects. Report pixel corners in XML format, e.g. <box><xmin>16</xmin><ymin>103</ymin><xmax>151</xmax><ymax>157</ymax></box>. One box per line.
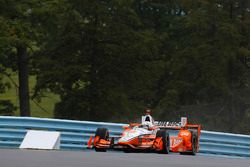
<box><xmin>87</xmin><ymin>136</ymin><xmax>165</xmax><ymax>152</ymax></box>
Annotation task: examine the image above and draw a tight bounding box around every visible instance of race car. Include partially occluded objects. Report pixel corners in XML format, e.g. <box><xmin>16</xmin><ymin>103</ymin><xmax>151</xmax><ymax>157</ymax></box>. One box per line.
<box><xmin>87</xmin><ymin>117</ymin><xmax>201</xmax><ymax>155</ymax></box>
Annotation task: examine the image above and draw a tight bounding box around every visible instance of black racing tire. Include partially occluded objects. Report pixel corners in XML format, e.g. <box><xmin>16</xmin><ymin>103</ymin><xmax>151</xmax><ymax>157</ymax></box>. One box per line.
<box><xmin>156</xmin><ymin>130</ymin><xmax>170</xmax><ymax>154</ymax></box>
<box><xmin>94</xmin><ymin>128</ymin><xmax>109</xmax><ymax>152</ymax></box>
<box><xmin>190</xmin><ymin>132</ymin><xmax>197</xmax><ymax>155</ymax></box>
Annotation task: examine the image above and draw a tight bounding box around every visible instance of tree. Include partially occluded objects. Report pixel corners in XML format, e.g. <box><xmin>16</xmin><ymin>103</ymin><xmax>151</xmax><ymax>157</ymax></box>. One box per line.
<box><xmin>33</xmin><ymin>0</ymin><xmax>161</xmax><ymax>121</ymax></box>
<box><xmin>151</xmin><ymin>0</ymin><xmax>250</xmax><ymax>132</ymax></box>
<box><xmin>0</xmin><ymin>9</ymin><xmax>16</xmax><ymax>116</ymax></box>
<box><xmin>1</xmin><ymin>0</ymin><xmax>249</xmax><ymax>133</ymax></box>
<box><xmin>0</xmin><ymin>0</ymin><xmax>51</xmax><ymax>116</ymax></box>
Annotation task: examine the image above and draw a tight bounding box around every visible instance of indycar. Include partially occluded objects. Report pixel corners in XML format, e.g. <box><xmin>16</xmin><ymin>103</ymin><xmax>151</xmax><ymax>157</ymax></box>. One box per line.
<box><xmin>87</xmin><ymin>117</ymin><xmax>201</xmax><ymax>155</ymax></box>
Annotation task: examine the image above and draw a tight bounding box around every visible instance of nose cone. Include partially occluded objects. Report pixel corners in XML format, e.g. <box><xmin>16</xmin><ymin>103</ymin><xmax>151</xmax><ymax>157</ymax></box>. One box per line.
<box><xmin>118</xmin><ymin>130</ymin><xmax>140</xmax><ymax>143</ymax></box>
<box><xmin>118</xmin><ymin>136</ymin><xmax>139</xmax><ymax>146</ymax></box>
<box><xmin>118</xmin><ymin>134</ymin><xmax>135</xmax><ymax>143</ymax></box>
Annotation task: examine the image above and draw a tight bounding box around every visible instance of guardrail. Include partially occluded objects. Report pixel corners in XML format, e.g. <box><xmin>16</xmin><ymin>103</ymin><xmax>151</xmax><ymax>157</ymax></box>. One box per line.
<box><xmin>0</xmin><ymin>116</ymin><xmax>250</xmax><ymax>157</ymax></box>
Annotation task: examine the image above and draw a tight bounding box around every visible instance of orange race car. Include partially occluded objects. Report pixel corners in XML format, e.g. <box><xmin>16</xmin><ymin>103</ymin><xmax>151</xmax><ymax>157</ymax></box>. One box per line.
<box><xmin>87</xmin><ymin>117</ymin><xmax>201</xmax><ymax>155</ymax></box>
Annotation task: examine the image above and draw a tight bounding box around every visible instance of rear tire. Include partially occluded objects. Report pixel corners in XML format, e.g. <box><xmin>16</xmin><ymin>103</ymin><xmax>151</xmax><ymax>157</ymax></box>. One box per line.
<box><xmin>156</xmin><ymin>130</ymin><xmax>170</xmax><ymax>154</ymax></box>
<box><xmin>94</xmin><ymin>128</ymin><xmax>109</xmax><ymax>152</ymax></box>
<box><xmin>190</xmin><ymin>132</ymin><xmax>197</xmax><ymax>155</ymax></box>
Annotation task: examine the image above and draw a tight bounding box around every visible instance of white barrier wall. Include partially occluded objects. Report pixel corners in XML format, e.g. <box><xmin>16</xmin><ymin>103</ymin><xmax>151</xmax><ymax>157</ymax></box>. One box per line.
<box><xmin>19</xmin><ymin>130</ymin><xmax>60</xmax><ymax>150</ymax></box>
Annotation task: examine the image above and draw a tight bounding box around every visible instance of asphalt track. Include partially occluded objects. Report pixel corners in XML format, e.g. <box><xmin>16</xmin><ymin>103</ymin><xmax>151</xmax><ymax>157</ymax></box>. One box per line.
<box><xmin>0</xmin><ymin>149</ymin><xmax>249</xmax><ymax>167</ymax></box>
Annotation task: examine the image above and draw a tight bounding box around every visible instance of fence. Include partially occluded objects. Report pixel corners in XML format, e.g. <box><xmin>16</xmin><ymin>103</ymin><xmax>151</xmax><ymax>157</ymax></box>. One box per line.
<box><xmin>0</xmin><ymin>116</ymin><xmax>249</xmax><ymax>157</ymax></box>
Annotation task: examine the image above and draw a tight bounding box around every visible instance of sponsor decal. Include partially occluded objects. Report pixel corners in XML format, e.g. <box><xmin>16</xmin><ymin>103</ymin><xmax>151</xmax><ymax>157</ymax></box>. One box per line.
<box><xmin>119</xmin><ymin>128</ymin><xmax>152</xmax><ymax>142</ymax></box>
<box><xmin>171</xmin><ymin>138</ymin><xmax>182</xmax><ymax>146</ymax></box>
<box><xmin>180</xmin><ymin>131</ymin><xmax>190</xmax><ymax>136</ymax></box>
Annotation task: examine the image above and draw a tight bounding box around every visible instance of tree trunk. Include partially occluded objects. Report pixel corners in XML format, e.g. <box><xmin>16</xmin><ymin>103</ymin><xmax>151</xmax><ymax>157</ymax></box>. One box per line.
<box><xmin>17</xmin><ymin>45</ymin><xmax>30</xmax><ymax>116</ymax></box>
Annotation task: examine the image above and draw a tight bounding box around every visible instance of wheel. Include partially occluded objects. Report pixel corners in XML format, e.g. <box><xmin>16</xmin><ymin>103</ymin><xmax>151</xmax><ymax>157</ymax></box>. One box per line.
<box><xmin>180</xmin><ymin>131</ymin><xmax>197</xmax><ymax>155</ymax></box>
<box><xmin>94</xmin><ymin>128</ymin><xmax>109</xmax><ymax>152</ymax></box>
<box><xmin>190</xmin><ymin>132</ymin><xmax>197</xmax><ymax>155</ymax></box>
<box><xmin>156</xmin><ymin>130</ymin><xmax>170</xmax><ymax>154</ymax></box>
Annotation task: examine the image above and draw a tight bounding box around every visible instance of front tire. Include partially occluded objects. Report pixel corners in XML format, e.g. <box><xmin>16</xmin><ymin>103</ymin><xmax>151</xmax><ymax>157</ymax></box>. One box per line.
<box><xmin>94</xmin><ymin>128</ymin><xmax>109</xmax><ymax>152</ymax></box>
<box><xmin>156</xmin><ymin>130</ymin><xmax>170</xmax><ymax>154</ymax></box>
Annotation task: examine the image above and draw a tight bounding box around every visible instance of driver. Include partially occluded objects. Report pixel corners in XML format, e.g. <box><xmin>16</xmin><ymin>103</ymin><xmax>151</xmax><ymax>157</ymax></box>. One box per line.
<box><xmin>142</xmin><ymin>108</ymin><xmax>154</xmax><ymax>124</ymax></box>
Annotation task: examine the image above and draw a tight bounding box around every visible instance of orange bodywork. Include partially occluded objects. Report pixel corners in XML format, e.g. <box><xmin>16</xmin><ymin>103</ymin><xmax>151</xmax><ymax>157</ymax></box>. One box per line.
<box><xmin>152</xmin><ymin>137</ymin><xmax>164</xmax><ymax>151</ymax></box>
<box><xmin>162</xmin><ymin>124</ymin><xmax>201</xmax><ymax>153</ymax></box>
<box><xmin>170</xmin><ymin>131</ymin><xmax>192</xmax><ymax>152</ymax></box>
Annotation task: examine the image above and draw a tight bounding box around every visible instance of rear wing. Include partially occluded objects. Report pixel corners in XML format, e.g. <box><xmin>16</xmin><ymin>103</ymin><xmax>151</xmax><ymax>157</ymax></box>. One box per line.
<box><xmin>155</xmin><ymin>117</ymin><xmax>201</xmax><ymax>133</ymax></box>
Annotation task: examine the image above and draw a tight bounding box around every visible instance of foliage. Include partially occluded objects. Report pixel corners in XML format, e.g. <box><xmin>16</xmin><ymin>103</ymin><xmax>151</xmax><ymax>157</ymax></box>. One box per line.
<box><xmin>1</xmin><ymin>0</ymin><xmax>250</xmax><ymax>133</ymax></box>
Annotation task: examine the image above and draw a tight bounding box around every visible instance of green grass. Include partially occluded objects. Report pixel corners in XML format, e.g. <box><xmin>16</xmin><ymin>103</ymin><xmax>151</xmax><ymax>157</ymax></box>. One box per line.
<box><xmin>0</xmin><ymin>72</ymin><xmax>60</xmax><ymax>118</ymax></box>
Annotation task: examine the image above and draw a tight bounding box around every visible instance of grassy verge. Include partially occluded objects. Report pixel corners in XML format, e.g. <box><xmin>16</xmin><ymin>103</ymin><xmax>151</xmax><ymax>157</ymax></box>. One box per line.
<box><xmin>0</xmin><ymin>72</ymin><xmax>59</xmax><ymax>118</ymax></box>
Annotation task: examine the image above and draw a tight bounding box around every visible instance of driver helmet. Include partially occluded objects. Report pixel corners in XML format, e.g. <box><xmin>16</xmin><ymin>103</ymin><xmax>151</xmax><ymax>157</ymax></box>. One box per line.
<box><xmin>145</xmin><ymin>108</ymin><xmax>151</xmax><ymax>115</ymax></box>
